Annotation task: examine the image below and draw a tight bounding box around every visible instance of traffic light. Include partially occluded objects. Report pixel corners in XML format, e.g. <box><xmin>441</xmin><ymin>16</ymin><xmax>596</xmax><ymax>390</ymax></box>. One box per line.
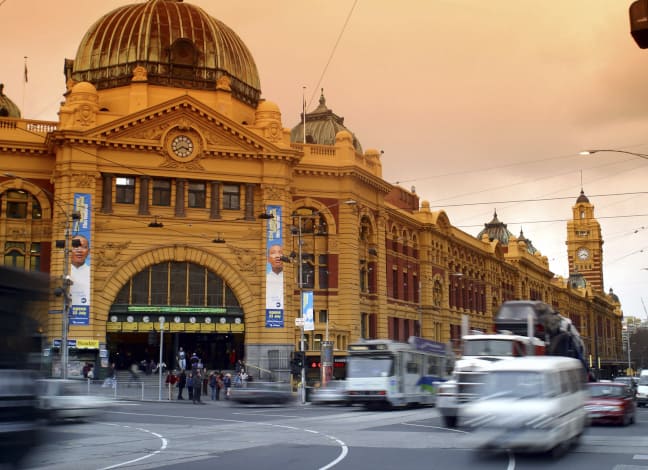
<box><xmin>290</xmin><ymin>351</ymin><xmax>305</xmax><ymax>376</ymax></box>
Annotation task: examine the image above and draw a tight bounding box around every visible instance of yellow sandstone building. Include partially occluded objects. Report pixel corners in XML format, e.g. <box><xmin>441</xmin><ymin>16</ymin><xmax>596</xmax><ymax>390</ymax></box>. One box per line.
<box><xmin>0</xmin><ymin>0</ymin><xmax>622</xmax><ymax>380</ymax></box>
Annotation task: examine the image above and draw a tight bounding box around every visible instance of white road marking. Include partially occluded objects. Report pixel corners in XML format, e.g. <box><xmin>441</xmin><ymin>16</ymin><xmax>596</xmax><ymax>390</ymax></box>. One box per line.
<box><xmin>400</xmin><ymin>422</ymin><xmax>469</xmax><ymax>434</ymax></box>
<box><xmin>104</xmin><ymin>410</ymin><xmax>349</xmax><ymax>469</ymax></box>
<box><xmin>96</xmin><ymin>423</ymin><xmax>168</xmax><ymax>470</ymax></box>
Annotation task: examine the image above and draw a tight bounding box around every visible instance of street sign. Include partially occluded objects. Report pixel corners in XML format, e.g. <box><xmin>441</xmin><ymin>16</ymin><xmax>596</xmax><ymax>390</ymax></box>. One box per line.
<box><xmin>295</xmin><ymin>317</ymin><xmax>304</xmax><ymax>327</ymax></box>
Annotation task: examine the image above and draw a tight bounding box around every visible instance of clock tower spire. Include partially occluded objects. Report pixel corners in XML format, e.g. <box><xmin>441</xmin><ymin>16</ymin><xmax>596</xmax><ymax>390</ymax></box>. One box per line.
<box><xmin>566</xmin><ymin>189</ymin><xmax>604</xmax><ymax>291</ymax></box>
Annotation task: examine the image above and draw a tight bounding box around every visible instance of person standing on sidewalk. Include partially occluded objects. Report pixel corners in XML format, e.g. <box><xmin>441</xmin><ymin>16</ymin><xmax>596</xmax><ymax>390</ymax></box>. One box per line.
<box><xmin>177</xmin><ymin>370</ymin><xmax>187</xmax><ymax>400</ymax></box>
<box><xmin>209</xmin><ymin>372</ymin><xmax>217</xmax><ymax>401</ymax></box>
<box><xmin>165</xmin><ymin>370</ymin><xmax>177</xmax><ymax>400</ymax></box>
<box><xmin>215</xmin><ymin>372</ymin><xmax>223</xmax><ymax>400</ymax></box>
<box><xmin>187</xmin><ymin>372</ymin><xmax>194</xmax><ymax>401</ymax></box>
<box><xmin>192</xmin><ymin>369</ymin><xmax>203</xmax><ymax>404</ymax></box>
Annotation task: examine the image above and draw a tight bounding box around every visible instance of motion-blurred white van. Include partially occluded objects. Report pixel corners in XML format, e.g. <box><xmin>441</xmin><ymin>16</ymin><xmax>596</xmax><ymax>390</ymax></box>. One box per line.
<box><xmin>636</xmin><ymin>370</ymin><xmax>648</xmax><ymax>407</ymax></box>
<box><xmin>462</xmin><ymin>356</ymin><xmax>589</xmax><ymax>456</ymax></box>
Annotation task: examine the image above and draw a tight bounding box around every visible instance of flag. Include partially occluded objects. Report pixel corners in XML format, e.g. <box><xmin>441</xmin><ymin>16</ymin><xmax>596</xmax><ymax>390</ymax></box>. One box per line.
<box><xmin>24</xmin><ymin>61</ymin><xmax>28</xmax><ymax>83</ymax></box>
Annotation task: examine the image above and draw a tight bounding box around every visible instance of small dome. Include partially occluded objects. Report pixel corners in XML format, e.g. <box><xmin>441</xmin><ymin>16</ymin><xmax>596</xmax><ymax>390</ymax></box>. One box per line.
<box><xmin>68</xmin><ymin>0</ymin><xmax>261</xmax><ymax>106</ymax></box>
<box><xmin>477</xmin><ymin>210</ymin><xmax>514</xmax><ymax>245</ymax></box>
<box><xmin>569</xmin><ymin>273</ymin><xmax>587</xmax><ymax>289</ymax></box>
<box><xmin>608</xmin><ymin>288</ymin><xmax>620</xmax><ymax>303</ymax></box>
<box><xmin>257</xmin><ymin>100</ymin><xmax>280</xmax><ymax>113</ymax></box>
<box><xmin>517</xmin><ymin>228</ymin><xmax>538</xmax><ymax>255</ymax></box>
<box><xmin>0</xmin><ymin>84</ymin><xmax>21</xmax><ymax>118</ymax></box>
<box><xmin>71</xmin><ymin>82</ymin><xmax>97</xmax><ymax>94</ymax></box>
<box><xmin>290</xmin><ymin>90</ymin><xmax>363</xmax><ymax>153</ymax></box>
<box><xmin>576</xmin><ymin>189</ymin><xmax>590</xmax><ymax>203</ymax></box>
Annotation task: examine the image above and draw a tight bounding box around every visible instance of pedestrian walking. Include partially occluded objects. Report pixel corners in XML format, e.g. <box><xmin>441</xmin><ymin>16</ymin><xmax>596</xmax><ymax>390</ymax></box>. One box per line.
<box><xmin>223</xmin><ymin>373</ymin><xmax>232</xmax><ymax>400</ymax></box>
<box><xmin>177</xmin><ymin>347</ymin><xmax>186</xmax><ymax>371</ymax></box>
<box><xmin>102</xmin><ymin>363</ymin><xmax>116</xmax><ymax>389</ymax></box>
<box><xmin>128</xmin><ymin>363</ymin><xmax>141</xmax><ymax>387</ymax></box>
<box><xmin>177</xmin><ymin>369</ymin><xmax>186</xmax><ymax>400</ymax></box>
<box><xmin>190</xmin><ymin>352</ymin><xmax>200</xmax><ymax>371</ymax></box>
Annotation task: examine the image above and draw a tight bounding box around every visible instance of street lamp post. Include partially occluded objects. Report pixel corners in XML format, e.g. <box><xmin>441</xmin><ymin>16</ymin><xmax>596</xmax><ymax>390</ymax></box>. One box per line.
<box><xmin>294</xmin><ymin>214</ymin><xmax>307</xmax><ymax>404</ymax></box>
<box><xmin>158</xmin><ymin>318</ymin><xmax>164</xmax><ymax>401</ymax></box>
<box><xmin>580</xmin><ymin>149</ymin><xmax>648</xmax><ymax>160</ymax></box>
<box><xmin>290</xmin><ymin>199</ymin><xmax>357</xmax><ymax>402</ymax></box>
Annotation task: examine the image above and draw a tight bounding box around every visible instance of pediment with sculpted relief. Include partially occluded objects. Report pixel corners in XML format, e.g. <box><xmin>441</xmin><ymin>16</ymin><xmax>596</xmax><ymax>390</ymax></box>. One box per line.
<box><xmin>81</xmin><ymin>96</ymin><xmax>283</xmax><ymax>156</ymax></box>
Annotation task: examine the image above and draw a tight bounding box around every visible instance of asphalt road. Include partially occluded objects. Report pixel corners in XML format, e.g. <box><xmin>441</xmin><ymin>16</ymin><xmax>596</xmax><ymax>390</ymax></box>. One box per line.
<box><xmin>20</xmin><ymin>399</ymin><xmax>648</xmax><ymax>470</ymax></box>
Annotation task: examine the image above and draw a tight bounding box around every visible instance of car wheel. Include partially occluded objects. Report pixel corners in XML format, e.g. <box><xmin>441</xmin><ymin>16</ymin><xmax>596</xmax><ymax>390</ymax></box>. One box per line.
<box><xmin>443</xmin><ymin>415</ymin><xmax>458</xmax><ymax>428</ymax></box>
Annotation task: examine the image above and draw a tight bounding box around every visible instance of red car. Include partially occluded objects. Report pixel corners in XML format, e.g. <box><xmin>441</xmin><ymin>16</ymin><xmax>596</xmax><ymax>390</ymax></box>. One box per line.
<box><xmin>585</xmin><ymin>382</ymin><xmax>636</xmax><ymax>426</ymax></box>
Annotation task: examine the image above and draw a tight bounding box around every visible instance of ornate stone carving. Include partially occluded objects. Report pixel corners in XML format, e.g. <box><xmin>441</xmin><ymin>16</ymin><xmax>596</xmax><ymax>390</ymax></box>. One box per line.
<box><xmin>132</xmin><ymin>65</ymin><xmax>148</xmax><ymax>82</ymax></box>
<box><xmin>264</xmin><ymin>122</ymin><xmax>282</xmax><ymax>143</ymax></box>
<box><xmin>158</xmin><ymin>151</ymin><xmax>205</xmax><ymax>170</ymax></box>
<box><xmin>136</xmin><ymin>122</ymin><xmax>172</xmax><ymax>141</ymax></box>
<box><xmin>72</xmin><ymin>173</ymin><xmax>95</xmax><ymax>188</ymax></box>
<box><xmin>202</xmin><ymin>128</ymin><xmax>234</xmax><ymax>147</ymax></box>
<box><xmin>95</xmin><ymin>242</ymin><xmax>130</xmax><ymax>268</ymax></box>
<box><xmin>228</xmin><ymin>244</ymin><xmax>257</xmax><ymax>272</ymax></box>
<box><xmin>261</xmin><ymin>185</ymin><xmax>284</xmax><ymax>201</ymax></box>
<box><xmin>216</xmin><ymin>75</ymin><xmax>232</xmax><ymax>91</ymax></box>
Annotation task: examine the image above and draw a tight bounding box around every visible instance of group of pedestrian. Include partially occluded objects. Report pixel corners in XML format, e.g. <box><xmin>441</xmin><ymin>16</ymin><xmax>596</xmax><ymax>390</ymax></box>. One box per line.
<box><xmin>157</xmin><ymin>347</ymin><xmax>242</xmax><ymax>403</ymax></box>
<box><xmin>165</xmin><ymin>368</ymin><xmax>233</xmax><ymax>403</ymax></box>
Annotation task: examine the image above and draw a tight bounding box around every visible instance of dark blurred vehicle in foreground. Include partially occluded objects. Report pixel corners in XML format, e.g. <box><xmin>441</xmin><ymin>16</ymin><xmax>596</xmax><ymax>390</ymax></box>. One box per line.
<box><xmin>310</xmin><ymin>381</ymin><xmax>349</xmax><ymax>405</ymax></box>
<box><xmin>585</xmin><ymin>382</ymin><xmax>636</xmax><ymax>426</ymax></box>
<box><xmin>37</xmin><ymin>379</ymin><xmax>115</xmax><ymax>423</ymax></box>
<box><xmin>229</xmin><ymin>382</ymin><xmax>294</xmax><ymax>405</ymax></box>
<box><xmin>0</xmin><ymin>266</ymin><xmax>49</xmax><ymax>466</ymax></box>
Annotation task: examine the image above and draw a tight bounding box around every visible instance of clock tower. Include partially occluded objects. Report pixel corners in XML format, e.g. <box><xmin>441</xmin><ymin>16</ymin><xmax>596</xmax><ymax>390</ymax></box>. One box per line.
<box><xmin>566</xmin><ymin>190</ymin><xmax>604</xmax><ymax>291</ymax></box>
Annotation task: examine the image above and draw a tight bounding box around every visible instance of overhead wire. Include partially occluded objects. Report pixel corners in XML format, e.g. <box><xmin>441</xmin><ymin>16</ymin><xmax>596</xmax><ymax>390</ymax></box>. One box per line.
<box><xmin>307</xmin><ymin>0</ymin><xmax>359</xmax><ymax>109</ymax></box>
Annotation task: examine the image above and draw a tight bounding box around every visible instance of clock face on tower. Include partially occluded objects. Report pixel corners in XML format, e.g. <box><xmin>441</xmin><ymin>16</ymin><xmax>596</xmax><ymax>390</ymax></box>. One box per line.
<box><xmin>171</xmin><ymin>135</ymin><xmax>194</xmax><ymax>158</ymax></box>
<box><xmin>577</xmin><ymin>247</ymin><xmax>590</xmax><ymax>260</ymax></box>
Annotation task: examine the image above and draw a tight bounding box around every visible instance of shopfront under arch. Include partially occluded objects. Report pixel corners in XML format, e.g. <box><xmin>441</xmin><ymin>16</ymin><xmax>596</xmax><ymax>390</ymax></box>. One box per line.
<box><xmin>103</xmin><ymin>254</ymin><xmax>250</xmax><ymax>372</ymax></box>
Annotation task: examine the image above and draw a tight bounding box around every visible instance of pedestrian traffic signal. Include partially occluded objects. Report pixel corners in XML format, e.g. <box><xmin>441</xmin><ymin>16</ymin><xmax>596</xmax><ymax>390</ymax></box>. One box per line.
<box><xmin>290</xmin><ymin>351</ymin><xmax>305</xmax><ymax>376</ymax></box>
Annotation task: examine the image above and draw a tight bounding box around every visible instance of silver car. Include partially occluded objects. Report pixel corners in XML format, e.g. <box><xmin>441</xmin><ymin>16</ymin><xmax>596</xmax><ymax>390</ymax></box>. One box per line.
<box><xmin>310</xmin><ymin>381</ymin><xmax>349</xmax><ymax>405</ymax></box>
<box><xmin>37</xmin><ymin>379</ymin><xmax>115</xmax><ymax>422</ymax></box>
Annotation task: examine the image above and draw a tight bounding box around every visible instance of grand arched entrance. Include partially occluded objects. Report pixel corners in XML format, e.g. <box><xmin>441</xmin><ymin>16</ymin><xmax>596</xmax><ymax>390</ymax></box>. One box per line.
<box><xmin>106</xmin><ymin>261</ymin><xmax>245</xmax><ymax>372</ymax></box>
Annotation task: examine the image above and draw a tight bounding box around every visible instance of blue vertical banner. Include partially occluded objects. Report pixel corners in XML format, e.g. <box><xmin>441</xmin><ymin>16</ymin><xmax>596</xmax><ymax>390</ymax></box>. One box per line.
<box><xmin>69</xmin><ymin>193</ymin><xmax>91</xmax><ymax>326</ymax></box>
<box><xmin>265</xmin><ymin>205</ymin><xmax>284</xmax><ymax>328</ymax></box>
<box><xmin>303</xmin><ymin>290</ymin><xmax>314</xmax><ymax>331</ymax></box>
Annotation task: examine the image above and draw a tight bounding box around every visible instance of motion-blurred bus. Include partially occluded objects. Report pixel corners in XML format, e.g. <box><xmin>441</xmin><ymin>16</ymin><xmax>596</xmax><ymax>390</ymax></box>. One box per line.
<box><xmin>346</xmin><ymin>337</ymin><xmax>448</xmax><ymax>409</ymax></box>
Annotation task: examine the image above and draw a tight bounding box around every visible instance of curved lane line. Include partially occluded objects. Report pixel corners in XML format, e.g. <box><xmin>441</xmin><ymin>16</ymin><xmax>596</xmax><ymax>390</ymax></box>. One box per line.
<box><xmin>319</xmin><ymin>435</ymin><xmax>349</xmax><ymax>470</ymax></box>
<box><xmin>106</xmin><ymin>410</ymin><xmax>349</xmax><ymax>469</ymax></box>
<box><xmin>96</xmin><ymin>423</ymin><xmax>168</xmax><ymax>470</ymax></box>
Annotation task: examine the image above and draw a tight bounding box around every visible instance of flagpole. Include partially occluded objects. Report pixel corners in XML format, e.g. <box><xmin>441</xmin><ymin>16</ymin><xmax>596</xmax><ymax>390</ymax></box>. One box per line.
<box><xmin>302</xmin><ymin>86</ymin><xmax>306</xmax><ymax>144</ymax></box>
<box><xmin>22</xmin><ymin>56</ymin><xmax>28</xmax><ymax>116</ymax></box>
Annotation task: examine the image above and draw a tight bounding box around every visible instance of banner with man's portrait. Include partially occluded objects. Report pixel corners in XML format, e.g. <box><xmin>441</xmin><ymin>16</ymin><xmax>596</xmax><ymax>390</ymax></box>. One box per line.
<box><xmin>69</xmin><ymin>193</ymin><xmax>91</xmax><ymax>326</ymax></box>
<box><xmin>265</xmin><ymin>205</ymin><xmax>284</xmax><ymax>328</ymax></box>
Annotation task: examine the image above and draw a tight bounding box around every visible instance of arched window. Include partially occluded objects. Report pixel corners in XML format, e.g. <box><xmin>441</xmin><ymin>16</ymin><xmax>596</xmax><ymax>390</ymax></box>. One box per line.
<box><xmin>114</xmin><ymin>262</ymin><xmax>240</xmax><ymax>309</ymax></box>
